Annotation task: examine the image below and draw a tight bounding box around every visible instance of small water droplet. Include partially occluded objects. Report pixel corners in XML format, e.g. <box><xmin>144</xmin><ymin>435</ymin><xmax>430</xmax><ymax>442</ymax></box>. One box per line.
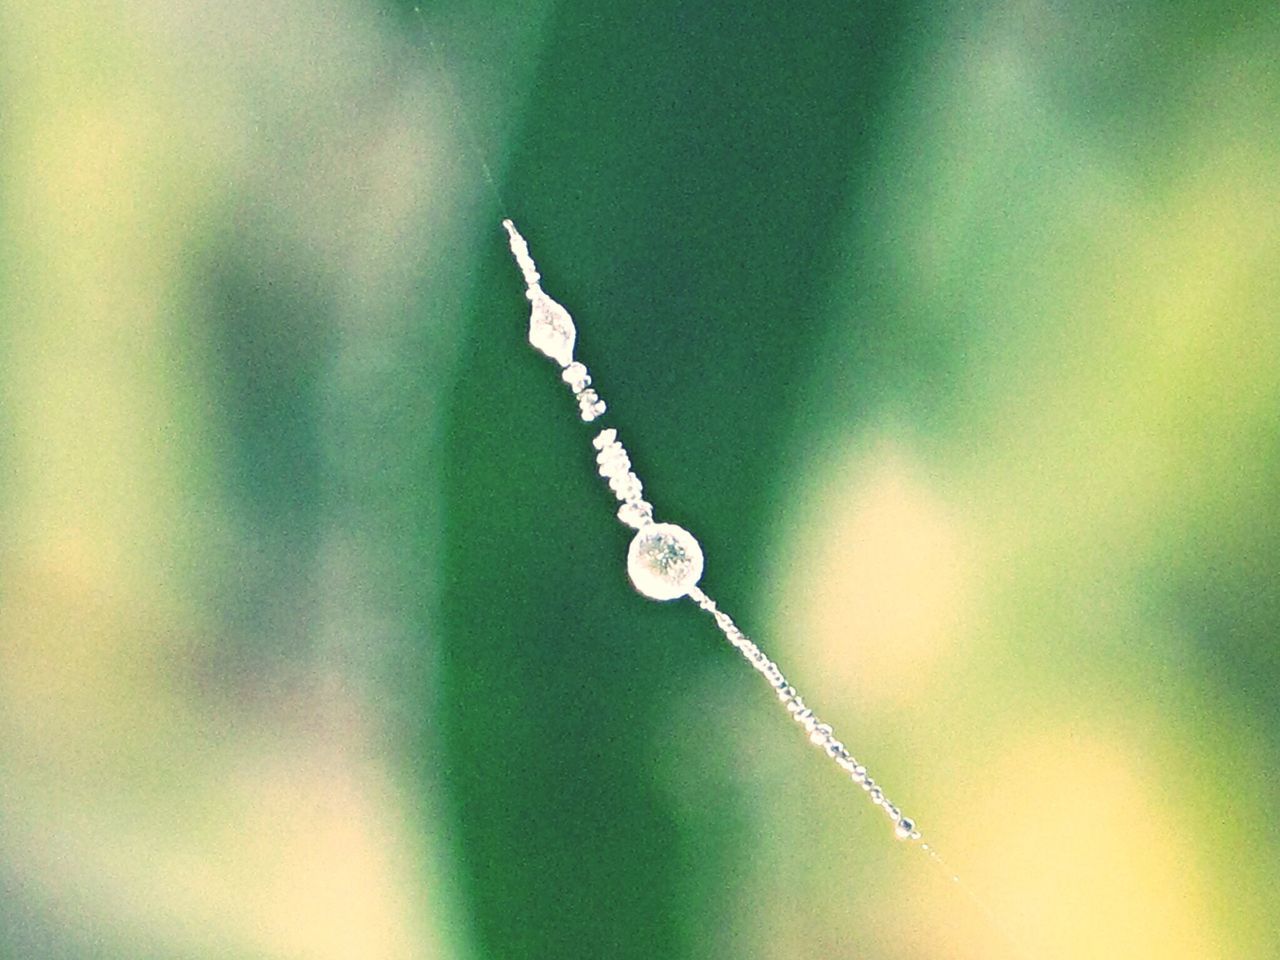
<box><xmin>596</xmin><ymin>442</ymin><xmax>626</xmax><ymax>468</ymax></box>
<box><xmin>561</xmin><ymin>361</ymin><xmax>590</xmax><ymax>392</ymax></box>
<box><xmin>577</xmin><ymin>388</ymin><xmax>604</xmax><ymax>421</ymax></box>
<box><xmin>617</xmin><ymin>500</ymin><xmax>654</xmax><ymax>529</ymax></box>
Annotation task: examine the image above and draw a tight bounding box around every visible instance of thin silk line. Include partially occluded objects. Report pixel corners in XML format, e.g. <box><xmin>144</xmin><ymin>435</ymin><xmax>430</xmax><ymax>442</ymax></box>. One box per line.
<box><xmin>686</xmin><ymin>585</ymin><xmax>919</xmax><ymax>840</ymax></box>
<box><xmin>417</xmin><ymin>13</ymin><xmax>505</xmax><ymax>212</ymax></box>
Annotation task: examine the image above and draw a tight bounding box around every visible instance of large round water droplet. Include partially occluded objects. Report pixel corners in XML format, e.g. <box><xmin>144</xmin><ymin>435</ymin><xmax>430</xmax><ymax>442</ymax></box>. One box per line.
<box><xmin>626</xmin><ymin>522</ymin><xmax>704</xmax><ymax>601</ymax></box>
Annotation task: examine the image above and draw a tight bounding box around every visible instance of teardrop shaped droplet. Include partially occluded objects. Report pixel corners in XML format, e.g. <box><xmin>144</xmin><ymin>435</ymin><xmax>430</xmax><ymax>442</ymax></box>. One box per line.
<box><xmin>528</xmin><ymin>294</ymin><xmax>576</xmax><ymax>367</ymax></box>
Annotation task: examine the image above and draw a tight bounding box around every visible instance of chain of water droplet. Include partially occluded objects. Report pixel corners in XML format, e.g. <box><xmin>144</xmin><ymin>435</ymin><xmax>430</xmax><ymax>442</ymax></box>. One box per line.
<box><xmin>686</xmin><ymin>585</ymin><xmax>919</xmax><ymax>841</ymax></box>
<box><xmin>503</xmin><ymin>217</ymin><xmax>918</xmax><ymax>842</ymax></box>
<box><xmin>592</xmin><ymin>427</ymin><xmax>655</xmax><ymax>529</ymax></box>
<box><xmin>504</xmin><ymin>219</ymin><xmax>606</xmax><ymax>422</ymax></box>
<box><xmin>503</xmin><ymin>220</ymin><xmax>657</xmax><ymax>525</ymax></box>
<box><xmin>504</xmin><ymin>217</ymin><xmax>542</xmax><ymax>292</ymax></box>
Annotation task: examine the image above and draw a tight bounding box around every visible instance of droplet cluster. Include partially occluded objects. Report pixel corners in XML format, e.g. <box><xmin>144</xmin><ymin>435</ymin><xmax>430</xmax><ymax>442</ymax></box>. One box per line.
<box><xmin>592</xmin><ymin>428</ymin><xmax>653</xmax><ymax>528</ymax></box>
<box><xmin>687</xmin><ymin>586</ymin><xmax>920</xmax><ymax>841</ymax></box>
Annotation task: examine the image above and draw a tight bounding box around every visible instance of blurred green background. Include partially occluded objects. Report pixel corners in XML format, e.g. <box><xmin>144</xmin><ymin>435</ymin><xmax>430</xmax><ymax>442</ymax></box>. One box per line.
<box><xmin>2</xmin><ymin>1</ymin><xmax>1278</xmax><ymax>958</ymax></box>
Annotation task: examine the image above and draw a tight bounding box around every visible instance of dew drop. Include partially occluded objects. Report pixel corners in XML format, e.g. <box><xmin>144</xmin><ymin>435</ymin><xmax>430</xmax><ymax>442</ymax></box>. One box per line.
<box><xmin>626</xmin><ymin>522</ymin><xmax>704</xmax><ymax>601</ymax></box>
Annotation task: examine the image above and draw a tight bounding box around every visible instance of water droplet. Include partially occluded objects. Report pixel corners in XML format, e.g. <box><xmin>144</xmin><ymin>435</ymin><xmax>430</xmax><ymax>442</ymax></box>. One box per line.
<box><xmin>596</xmin><ymin>442</ymin><xmax>625</xmax><ymax>468</ymax></box>
<box><xmin>529</xmin><ymin>294</ymin><xmax>576</xmax><ymax>367</ymax></box>
<box><xmin>561</xmin><ymin>361</ymin><xmax>590</xmax><ymax>392</ymax></box>
<box><xmin>894</xmin><ymin>817</ymin><xmax>916</xmax><ymax>840</ymax></box>
<box><xmin>617</xmin><ymin>500</ymin><xmax>654</xmax><ymax>529</ymax></box>
<box><xmin>592</xmin><ymin>428</ymin><xmax>617</xmax><ymax>450</ymax></box>
<box><xmin>807</xmin><ymin>722</ymin><xmax>831</xmax><ymax>744</ymax></box>
<box><xmin>577</xmin><ymin>388</ymin><xmax>604</xmax><ymax>421</ymax></box>
<box><xmin>626</xmin><ymin>522</ymin><xmax>704</xmax><ymax>601</ymax></box>
<box><xmin>608</xmin><ymin>471</ymin><xmax>638</xmax><ymax>496</ymax></box>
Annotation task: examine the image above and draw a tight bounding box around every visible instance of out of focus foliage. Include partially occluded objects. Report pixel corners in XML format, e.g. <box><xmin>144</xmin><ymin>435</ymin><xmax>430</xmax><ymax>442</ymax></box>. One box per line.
<box><xmin>1</xmin><ymin>2</ymin><xmax>1277</xmax><ymax>959</ymax></box>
